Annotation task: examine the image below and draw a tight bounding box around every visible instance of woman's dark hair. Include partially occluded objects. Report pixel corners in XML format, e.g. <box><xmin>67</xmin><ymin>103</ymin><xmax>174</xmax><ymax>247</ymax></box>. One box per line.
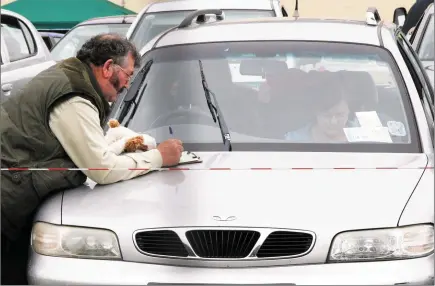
<box><xmin>308</xmin><ymin>70</ymin><xmax>347</xmax><ymax>113</ymax></box>
<box><xmin>76</xmin><ymin>33</ymin><xmax>141</xmax><ymax>68</ymax></box>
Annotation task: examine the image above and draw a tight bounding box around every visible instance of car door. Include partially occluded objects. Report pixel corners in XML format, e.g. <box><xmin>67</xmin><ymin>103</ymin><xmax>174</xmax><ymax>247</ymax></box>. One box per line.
<box><xmin>1</xmin><ymin>12</ymin><xmax>54</xmax><ymax>99</ymax></box>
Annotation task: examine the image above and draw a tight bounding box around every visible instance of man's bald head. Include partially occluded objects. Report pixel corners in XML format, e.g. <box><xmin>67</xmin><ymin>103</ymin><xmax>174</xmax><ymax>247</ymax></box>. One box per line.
<box><xmin>98</xmin><ymin>33</ymin><xmax>123</xmax><ymax>40</ymax></box>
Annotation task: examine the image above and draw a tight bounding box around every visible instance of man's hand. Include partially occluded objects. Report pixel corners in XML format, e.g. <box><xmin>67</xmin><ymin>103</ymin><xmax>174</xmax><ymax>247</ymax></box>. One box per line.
<box><xmin>157</xmin><ymin>139</ymin><xmax>184</xmax><ymax>167</ymax></box>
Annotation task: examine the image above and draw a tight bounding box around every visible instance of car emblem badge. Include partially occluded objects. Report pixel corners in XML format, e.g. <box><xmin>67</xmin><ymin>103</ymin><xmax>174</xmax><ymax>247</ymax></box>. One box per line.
<box><xmin>212</xmin><ymin>216</ymin><xmax>236</xmax><ymax>221</ymax></box>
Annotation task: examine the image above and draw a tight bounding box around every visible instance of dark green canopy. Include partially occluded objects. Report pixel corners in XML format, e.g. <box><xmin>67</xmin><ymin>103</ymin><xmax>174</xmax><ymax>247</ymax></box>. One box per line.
<box><xmin>2</xmin><ymin>0</ymin><xmax>136</xmax><ymax>30</ymax></box>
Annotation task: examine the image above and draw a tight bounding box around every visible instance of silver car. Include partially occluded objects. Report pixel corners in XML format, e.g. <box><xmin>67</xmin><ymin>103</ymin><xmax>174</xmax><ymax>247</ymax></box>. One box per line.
<box><xmin>28</xmin><ymin>8</ymin><xmax>434</xmax><ymax>285</ymax></box>
<box><xmin>126</xmin><ymin>0</ymin><xmax>288</xmax><ymax>51</ymax></box>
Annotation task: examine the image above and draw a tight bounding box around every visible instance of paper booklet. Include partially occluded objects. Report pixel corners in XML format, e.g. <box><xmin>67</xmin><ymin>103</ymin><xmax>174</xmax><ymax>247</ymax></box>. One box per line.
<box><xmin>174</xmin><ymin>151</ymin><xmax>203</xmax><ymax>166</ymax></box>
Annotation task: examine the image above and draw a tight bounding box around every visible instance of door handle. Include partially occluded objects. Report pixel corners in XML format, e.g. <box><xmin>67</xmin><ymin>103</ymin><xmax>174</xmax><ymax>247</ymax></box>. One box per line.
<box><xmin>2</xmin><ymin>83</ymin><xmax>13</xmax><ymax>96</ymax></box>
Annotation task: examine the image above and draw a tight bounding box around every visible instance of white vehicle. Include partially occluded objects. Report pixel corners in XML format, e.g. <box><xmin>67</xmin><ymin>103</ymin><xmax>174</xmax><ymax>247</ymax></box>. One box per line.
<box><xmin>1</xmin><ymin>9</ymin><xmax>55</xmax><ymax>100</ymax></box>
<box><xmin>126</xmin><ymin>0</ymin><xmax>288</xmax><ymax>51</ymax></box>
<box><xmin>29</xmin><ymin>7</ymin><xmax>434</xmax><ymax>285</ymax></box>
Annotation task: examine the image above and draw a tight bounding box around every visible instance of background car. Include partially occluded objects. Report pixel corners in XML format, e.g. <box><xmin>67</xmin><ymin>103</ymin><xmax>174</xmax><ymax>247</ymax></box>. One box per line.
<box><xmin>393</xmin><ymin>3</ymin><xmax>434</xmax><ymax>90</ymax></box>
<box><xmin>50</xmin><ymin>14</ymin><xmax>136</xmax><ymax>62</ymax></box>
<box><xmin>28</xmin><ymin>8</ymin><xmax>434</xmax><ymax>285</ymax></box>
<box><xmin>409</xmin><ymin>2</ymin><xmax>434</xmax><ymax>89</ymax></box>
<box><xmin>39</xmin><ymin>31</ymin><xmax>64</xmax><ymax>50</ymax></box>
<box><xmin>126</xmin><ymin>0</ymin><xmax>288</xmax><ymax>52</ymax></box>
<box><xmin>1</xmin><ymin>9</ymin><xmax>55</xmax><ymax>100</ymax></box>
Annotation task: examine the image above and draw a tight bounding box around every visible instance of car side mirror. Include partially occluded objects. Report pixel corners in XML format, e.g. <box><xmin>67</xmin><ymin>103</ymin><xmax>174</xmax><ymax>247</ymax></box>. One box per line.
<box><xmin>393</xmin><ymin>7</ymin><xmax>407</xmax><ymax>27</ymax></box>
<box><xmin>281</xmin><ymin>6</ymin><xmax>288</xmax><ymax>17</ymax></box>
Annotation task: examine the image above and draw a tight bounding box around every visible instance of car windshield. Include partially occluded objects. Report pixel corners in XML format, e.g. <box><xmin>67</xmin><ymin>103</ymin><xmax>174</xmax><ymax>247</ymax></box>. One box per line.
<box><xmin>129</xmin><ymin>10</ymin><xmax>276</xmax><ymax>51</ymax></box>
<box><xmin>418</xmin><ymin>15</ymin><xmax>434</xmax><ymax>61</ymax></box>
<box><xmin>113</xmin><ymin>41</ymin><xmax>420</xmax><ymax>153</ymax></box>
<box><xmin>51</xmin><ymin>23</ymin><xmax>131</xmax><ymax>61</ymax></box>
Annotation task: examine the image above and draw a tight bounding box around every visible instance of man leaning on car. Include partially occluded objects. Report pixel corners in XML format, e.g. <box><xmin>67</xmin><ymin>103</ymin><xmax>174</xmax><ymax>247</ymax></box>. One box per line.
<box><xmin>1</xmin><ymin>33</ymin><xmax>184</xmax><ymax>284</ymax></box>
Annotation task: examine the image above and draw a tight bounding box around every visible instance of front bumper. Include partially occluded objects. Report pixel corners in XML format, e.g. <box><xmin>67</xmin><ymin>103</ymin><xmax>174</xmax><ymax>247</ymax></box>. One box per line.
<box><xmin>28</xmin><ymin>252</ymin><xmax>434</xmax><ymax>285</ymax></box>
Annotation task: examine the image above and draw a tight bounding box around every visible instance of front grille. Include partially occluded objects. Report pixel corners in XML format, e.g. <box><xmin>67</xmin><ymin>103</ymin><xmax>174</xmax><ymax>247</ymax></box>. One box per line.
<box><xmin>256</xmin><ymin>231</ymin><xmax>313</xmax><ymax>258</ymax></box>
<box><xmin>186</xmin><ymin>230</ymin><xmax>260</xmax><ymax>258</ymax></box>
<box><xmin>135</xmin><ymin>230</ymin><xmax>189</xmax><ymax>257</ymax></box>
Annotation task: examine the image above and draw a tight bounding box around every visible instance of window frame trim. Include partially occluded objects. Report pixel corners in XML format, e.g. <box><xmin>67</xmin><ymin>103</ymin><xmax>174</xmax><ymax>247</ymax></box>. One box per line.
<box><xmin>18</xmin><ymin>18</ymin><xmax>37</xmax><ymax>56</ymax></box>
<box><xmin>397</xmin><ymin>30</ymin><xmax>434</xmax><ymax>108</ymax></box>
<box><xmin>1</xmin><ymin>14</ymin><xmax>38</xmax><ymax>62</ymax></box>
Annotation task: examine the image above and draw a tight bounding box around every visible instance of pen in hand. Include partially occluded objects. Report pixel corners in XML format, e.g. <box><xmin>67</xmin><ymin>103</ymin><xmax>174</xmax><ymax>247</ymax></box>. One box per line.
<box><xmin>168</xmin><ymin>126</ymin><xmax>186</xmax><ymax>162</ymax></box>
<box><xmin>169</xmin><ymin>126</ymin><xmax>174</xmax><ymax>138</ymax></box>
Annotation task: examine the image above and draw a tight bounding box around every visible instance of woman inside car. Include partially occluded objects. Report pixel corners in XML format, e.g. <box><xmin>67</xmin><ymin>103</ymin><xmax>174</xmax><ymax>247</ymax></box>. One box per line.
<box><xmin>284</xmin><ymin>71</ymin><xmax>355</xmax><ymax>143</ymax></box>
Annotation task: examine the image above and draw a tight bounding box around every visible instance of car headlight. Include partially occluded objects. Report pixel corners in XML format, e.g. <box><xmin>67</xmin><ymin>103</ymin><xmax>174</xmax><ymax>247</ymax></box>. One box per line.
<box><xmin>328</xmin><ymin>224</ymin><xmax>434</xmax><ymax>262</ymax></box>
<box><xmin>31</xmin><ymin>222</ymin><xmax>122</xmax><ymax>260</ymax></box>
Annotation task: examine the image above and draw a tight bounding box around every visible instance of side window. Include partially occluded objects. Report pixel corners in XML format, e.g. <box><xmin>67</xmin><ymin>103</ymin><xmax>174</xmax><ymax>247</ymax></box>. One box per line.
<box><xmin>20</xmin><ymin>20</ymin><xmax>36</xmax><ymax>54</ymax></box>
<box><xmin>397</xmin><ymin>31</ymin><xmax>434</xmax><ymax>136</ymax></box>
<box><xmin>409</xmin><ymin>13</ymin><xmax>424</xmax><ymax>44</ymax></box>
<box><xmin>42</xmin><ymin>36</ymin><xmax>51</xmax><ymax>50</ymax></box>
<box><xmin>0</xmin><ymin>15</ymin><xmax>37</xmax><ymax>62</ymax></box>
<box><xmin>416</xmin><ymin>15</ymin><xmax>434</xmax><ymax>60</ymax></box>
<box><xmin>397</xmin><ymin>32</ymin><xmax>434</xmax><ymax>104</ymax></box>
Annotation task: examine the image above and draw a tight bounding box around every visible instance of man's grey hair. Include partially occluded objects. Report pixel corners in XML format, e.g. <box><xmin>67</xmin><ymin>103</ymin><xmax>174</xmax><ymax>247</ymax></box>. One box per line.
<box><xmin>76</xmin><ymin>33</ymin><xmax>141</xmax><ymax>68</ymax></box>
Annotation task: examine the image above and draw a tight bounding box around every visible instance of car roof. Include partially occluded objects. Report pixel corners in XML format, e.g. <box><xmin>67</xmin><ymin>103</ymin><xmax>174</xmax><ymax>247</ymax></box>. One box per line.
<box><xmin>77</xmin><ymin>14</ymin><xmax>136</xmax><ymax>26</ymax></box>
<box><xmin>153</xmin><ymin>17</ymin><xmax>386</xmax><ymax>48</ymax></box>
<box><xmin>39</xmin><ymin>31</ymin><xmax>64</xmax><ymax>37</ymax></box>
<box><xmin>144</xmin><ymin>0</ymin><xmax>276</xmax><ymax>13</ymax></box>
<box><xmin>428</xmin><ymin>2</ymin><xmax>434</xmax><ymax>14</ymax></box>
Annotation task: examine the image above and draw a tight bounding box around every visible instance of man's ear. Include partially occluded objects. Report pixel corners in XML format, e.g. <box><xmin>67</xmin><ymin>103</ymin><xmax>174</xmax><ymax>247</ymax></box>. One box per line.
<box><xmin>102</xmin><ymin>59</ymin><xmax>114</xmax><ymax>79</ymax></box>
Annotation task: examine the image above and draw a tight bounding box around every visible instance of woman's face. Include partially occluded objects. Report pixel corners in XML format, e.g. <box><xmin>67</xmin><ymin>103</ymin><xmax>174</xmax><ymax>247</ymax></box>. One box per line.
<box><xmin>316</xmin><ymin>99</ymin><xmax>350</xmax><ymax>136</ymax></box>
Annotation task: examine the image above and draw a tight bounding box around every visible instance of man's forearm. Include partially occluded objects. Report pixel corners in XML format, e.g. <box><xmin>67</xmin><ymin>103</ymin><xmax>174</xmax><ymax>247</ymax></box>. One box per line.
<box><xmin>48</xmin><ymin>96</ymin><xmax>162</xmax><ymax>184</ymax></box>
<box><xmin>83</xmin><ymin>149</ymin><xmax>163</xmax><ymax>184</ymax></box>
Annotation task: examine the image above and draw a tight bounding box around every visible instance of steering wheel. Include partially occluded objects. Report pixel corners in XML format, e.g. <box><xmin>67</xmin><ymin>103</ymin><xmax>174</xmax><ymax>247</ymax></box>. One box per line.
<box><xmin>149</xmin><ymin>105</ymin><xmax>215</xmax><ymax>129</ymax></box>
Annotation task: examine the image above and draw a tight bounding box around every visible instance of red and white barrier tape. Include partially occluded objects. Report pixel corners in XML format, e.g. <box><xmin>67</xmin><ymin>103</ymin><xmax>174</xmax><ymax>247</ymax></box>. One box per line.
<box><xmin>1</xmin><ymin>167</ymin><xmax>433</xmax><ymax>171</ymax></box>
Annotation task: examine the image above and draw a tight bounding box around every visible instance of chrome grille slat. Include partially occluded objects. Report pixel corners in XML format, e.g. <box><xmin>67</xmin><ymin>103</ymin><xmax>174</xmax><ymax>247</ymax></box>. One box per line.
<box><xmin>186</xmin><ymin>230</ymin><xmax>260</xmax><ymax>259</ymax></box>
<box><xmin>256</xmin><ymin>231</ymin><xmax>314</xmax><ymax>258</ymax></box>
<box><xmin>133</xmin><ymin>228</ymin><xmax>315</xmax><ymax>261</ymax></box>
<box><xmin>135</xmin><ymin>230</ymin><xmax>189</xmax><ymax>257</ymax></box>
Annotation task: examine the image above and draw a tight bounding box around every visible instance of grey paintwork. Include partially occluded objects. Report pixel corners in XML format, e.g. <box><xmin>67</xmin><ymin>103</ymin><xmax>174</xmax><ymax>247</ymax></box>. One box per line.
<box><xmin>27</xmin><ymin>252</ymin><xmax>435</xmax><ymax>285</ymax></box>
<box><xmin>0</xmin><ymin>9</ymin><xmax>56</xmax><ymax>100</ymax></box>
<box><xmin>155</xmin><ymin>19</ymin><xmax>382</xmax><ymax>48</ymax></box>
<box><xmin>138</xmin><ymin>18</ymin><xmax>394</xmax><ymax>55</ymax></box>
<box><xmin>29</xmin><ymin>14</ymin><xmax>434</xmax><ymax>285</ymax></box>
<box><xmin>60</xmin><ymin>152</ymin><xmax>428</xmax><ymax>267</ymax></box>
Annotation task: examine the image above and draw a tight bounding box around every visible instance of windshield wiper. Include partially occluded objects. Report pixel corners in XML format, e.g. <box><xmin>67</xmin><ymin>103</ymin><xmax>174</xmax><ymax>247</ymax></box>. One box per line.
<box><xmin>425</xmin><ymin>64</ymin><xmax>434</xmax><ymax>71</ymax></box>
<box><xmin>198</xmin><ymin>60</ymin><xmax>232</xmax><ymax>151</ymax></box>
<box><xmin>118</xmin><ymin>60</ymin><xmax>153</xmax><ymax>125</ymax></box>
